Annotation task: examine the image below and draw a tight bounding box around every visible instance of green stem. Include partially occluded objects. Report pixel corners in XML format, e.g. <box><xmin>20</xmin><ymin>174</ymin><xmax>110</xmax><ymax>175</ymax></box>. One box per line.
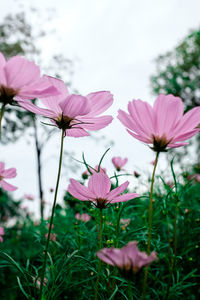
<box><xmin>39</xmin><ymin>129</ymin><xmax>65</xmax><ymax>300</ymax></box>
<box><xmin>172</xmin><ymin>197</ymin><xmax>179</xmax><ymax>276</ymax></box>
<box><xmin>0</xmin><ymin>104</ymin><xmax>6</xmax><ymax>140</ymax></box>
<box><xmin>95</xmin><ymin>209</ymin><xmax>103</xmax><ymax>300</ymax></box>
<box><xmin>142</xmin><ymin>151</ymin><xmax>159</xmax><ymax>300</ymax></box>
<box><xmin>165</xmin><ymin>213</ymin><xmax>173</xmax><ymax>300</ymax></box>
<box><xmin>128</xmin><ymin>280</ymin><xmax>133</xmax><ymax>300</ymax></box>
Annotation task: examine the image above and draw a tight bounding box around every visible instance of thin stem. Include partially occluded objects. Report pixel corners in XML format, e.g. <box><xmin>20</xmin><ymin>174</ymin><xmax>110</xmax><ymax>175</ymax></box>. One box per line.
<box><xmin>128</xmin><ymin>280</ymin><xmax>133</xmax><ymax>300</ymax></box>
<box><xmin>165</xmin><ymin>213</ymin><xmax>173</xmax><ymax>300</ymax></box>
<box><xmin>39</xmin><ymin>129</ymin><xmax>65</xmax><ymax>300</ymax></box>
<box><xmin>142</xmin><ymin>151</ymin><xmax>159</xmax><ymax>300</ymax></box>
<box><xmin>0</xmin><ymin>104</ymin><xmax>6</xmax><ymax>140</ymax></box>
<box><xmin>172</xmin><ymin>197</ymin><xmax>179</xmax><ymax>276</ymax></box>
<box><xmin>95</xmin><ymin>209</ymin><xmax>103</xmax><ymax>300</ymax></box>
<box><xmin>165</xmin><ymin>195</ymin><xmax>179</xmax><ymax>300</ymax></box>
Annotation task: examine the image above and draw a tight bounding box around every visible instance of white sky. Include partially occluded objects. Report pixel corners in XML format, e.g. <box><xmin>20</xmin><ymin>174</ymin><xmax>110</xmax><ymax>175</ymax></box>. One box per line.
<box><xmin>1</xmin><ymin>0</ymin><xmax>200</xmax><ymax>217</ymax></box>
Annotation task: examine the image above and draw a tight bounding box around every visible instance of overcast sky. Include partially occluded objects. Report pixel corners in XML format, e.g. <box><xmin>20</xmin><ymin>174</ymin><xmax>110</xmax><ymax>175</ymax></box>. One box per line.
<box><xmin>1</xmin><ymin>0</ymin><xmax>200</xmax><ymax>217</ymax></box>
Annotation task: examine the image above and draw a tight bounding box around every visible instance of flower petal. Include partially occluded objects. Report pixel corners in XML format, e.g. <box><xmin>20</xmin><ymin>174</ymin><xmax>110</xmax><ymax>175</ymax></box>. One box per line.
<box><xmin>59</xmin><ymin>94</ymin><xmax>90</xmax><ymax>118</ymax></box>
<box><xmin>0</xmin><ymin>162</ymin><xmax>5</xmax><ymax>173</ymax></box>
<box><xmin>86</xmin><ymin>91</ymin><xmax>113</xmax><ymax>116</ymax></box>
<box><xmin>68</xmin><ymin>179</ymin><xmax>95</xmax><ymax>200</ymax></box>
<box><xmin>173</xmin><ymin>106</ymin><xmax>200</xmax><ymax>136</ymax></box>
<box><xmin>106</xmin><ymin>181</ymin><xmax>129</xmax><ymax>200</ymax></box>
<box><xmin>5</xmin><ymin>56</ymin><xmax>40</xmax><ymax>89</ymax></box>
<box><xmin>128</xmin><ymin>100</ymin><xmax>155</xmax><ymax>137</ymax></box>
<box><xmin>18</xmin><ymin>76</ymin><xmax>59</xmax><ymax>99</ymax></box>
<box><xmin>110</xmin><ymin>193</ymin><xmax>139</xmax><ymax>203</ymax></box>
<box><xmin>79</xmin><ymin>116</ymin><xmax>113</xmax><ymax>130</ymax></box>
<box><xmin>1</xmin><ymin>180</ymin><xmax>17</xmax><ymax>191</ymax></box>
<box><xmin>65</xmin><ymin>128</ymin><xmax>90</xmax><ymax>137</ymax></box>
<box><xmin>40</xmin><ymin>76</ymin><xmax>69</xmax><ymax>111</ymax></box>
<box><xmin>0</xmin><ymin>53</ymin><xmax>7</xmax><ymax>85</ymax></box>
<box><xmin>88</xmin><ymin>171</ymin><xmax>111</xmax><ymax>198</ymax></box>
<box><xmin>97</xmin><ymin>248</ymin><xmax>124</xmax><ymax>268</ymax></box>
<box><xmin>2</xmin><ymin>168</ymin><xmax>16</xmax><ymax>178</ymax></box>
<box><xmin>153</xmin><ymin>94</ymin><xmax>184</xmax><ymax>137</ymax></box>
<box><xmin>18</xmin><ymin>100</ymin><xmax>56</xmax><ymax>118</ymax></box>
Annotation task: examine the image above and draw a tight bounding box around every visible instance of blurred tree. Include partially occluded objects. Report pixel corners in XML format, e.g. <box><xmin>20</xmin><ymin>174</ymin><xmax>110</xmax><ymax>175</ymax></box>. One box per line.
<box><xmin>151</xmin><ymin>29</ymin><xmax>200</xmax><ymax>110</ymax></box>
<box><xmin>150</xmin><ymin>28</ymin><xmax>200</xmax><ymax>162</ymax></box>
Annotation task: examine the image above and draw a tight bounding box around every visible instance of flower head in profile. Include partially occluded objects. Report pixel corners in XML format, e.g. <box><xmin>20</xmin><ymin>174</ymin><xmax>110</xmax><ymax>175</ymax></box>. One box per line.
<box><xmin>118</xmin><ymin>94</ymin><xmax>200</xmax><ymax>152</ymax></box>
<box><xmin>97</xmin><ymin>241</ymin><xmax>157</xmax><ymax>276</ymax></box>
<box><xmin>75</xmin><ymin>213</ymin><xmax>91</xmax><ymax>222</ymax></box>
<box><xmin>0</xmin><ymin>226</ymin><xmax>5</xmax><ymax>243</ymax></box>
<box><xmin>68</xmin><ymin>170</ymin><xmax>139</xmax><ymax>209</ymax></box>
<box><xmin>0</xmin><ymin>52</ymin><xmax>58</xmax><ymax>106</ymax></box>
<box><xmin>112</xmin><ymin>156</ymin><xmax>128</xmax><ymax>171</ymax></box>
<box><xmin>18</xmin><ymin>77</ymin><xmax>113</xmax><ymax>137</ymax></box>
<box><xmin>0</xmin><ymin>162</ymin><xmax>17</xmax><ymax>191</ymax></box>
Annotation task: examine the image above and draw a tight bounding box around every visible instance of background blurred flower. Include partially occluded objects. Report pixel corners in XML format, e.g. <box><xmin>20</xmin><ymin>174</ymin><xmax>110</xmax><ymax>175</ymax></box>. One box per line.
<box><xmin>75</xmin><ymin>213</ymin><xmax>91</xmax><ymax>222</ymax></box>
<box><xmin>24</xmin><ymin>194</ymin><xmax>34</xmax><ymax>200</ymax></box>
<box><xmin>97</xmin><ymin>241</ymin><xmax>157</xmax><ymax>274</ymax></box>
<box><xmin>118</xmin><ymin>94</ymin><xmax>200</xmax><ymax>152</ymax></box>
<box><xmin>120</xmin><ymin>218</ymin><xmax>130</xmax><ymax>229</ymax></box>
<box><xmin>0</xmin><ymin>162</ymin><xmax>17</xmax><ymax>191</ymax></box>
<box><xmin>112</xmin><ymin>156</ymin><xmax>128</xmax><ymax>171</ymax></box>
<box><xmin>45</xmin><ymin>233</ymin><xmax>56</xmax><ymax>242</ymax></box>
<box><xmin>0</xmin><ymin>226</ymin><xmax>4</xmax><ymax>242</ymax></box>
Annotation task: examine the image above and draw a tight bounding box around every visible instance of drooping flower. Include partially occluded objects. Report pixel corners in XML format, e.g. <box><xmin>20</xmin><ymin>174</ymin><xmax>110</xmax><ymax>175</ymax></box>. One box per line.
<box><xmin>0</xmin><ymin>52</ymin><xmax>58</xmax><ymax>106</ymax></box>
<box><xmin>75</xmin><ymin>213</ymin><xmax>91</xmax><ymax>222</ymax></box>
<box><xmin>112</xmin><ymin>156</ymin><xmax>128</xmax><ymax>171</ymax></box>
<box><xmin>97</xmin><ymin>241</ymin><xmax>157</xmax><ymax>275</ymax></box>
<box><xmin>133</xmin><ymin>171</ymin><xmax>140</xmax><ymax>178</ymax></box>
<box><xmin>18</xmin><ymin>77</ymin><xmax>113</xmax><ymax>137</ymax></box>
<box><xmin>68</xmin><ymin>170</ymin><xmax>139</xmax><ymax>209</ymax></box>
<box><xmin>0</xmin><ymin>226</ymin><xmax>5</xmax><ymax>242</ymax></box>
<box><xmin>0</xmin><ymin>162</ymin><xmax>17</xmax><ymax>191</ymax></box>
<box><xmin>118</xmin><ymin>94</ymin><xmax>200</xmax><ymax>152</ymax></box>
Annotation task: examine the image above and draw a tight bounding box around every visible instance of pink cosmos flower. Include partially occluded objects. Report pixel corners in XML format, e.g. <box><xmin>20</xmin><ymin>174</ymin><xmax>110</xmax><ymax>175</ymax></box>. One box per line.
<box><xmin>68</xmin><ymin>170</ymin><xmax>139</xmax><ymax>209</ymax></box>
<box><xmin>34</xmin><ymin>277</ymin><xmax>48</xmax><ymax>289</ymax></box>
<box><xmin>187</xmin><ymin>174</ymin><xmax>200</xmax><ymax>182</ymax></box>
<box><xmin>18</xmin><ymin>77</ymin><xmax>113</xmax><ymax>137</ymax></box>
<box><xmin>0</xmin><ymin>226</ymin><xmax>5</xmax><ymax>236</ymax></box>
<box><xmin>118</xmin><ymin>94</ymin><xmax>200</xmax><ymax>152</ymax></box>
<box><xmin>47</xmin><ymin>223</ymin><xmax>54</xmax><ymax>230</ymax></box>
<box><xmin>112</xmin><ymin>156</ymin><xmax>128</xmax><ymax>171</ymax></box>
<box><xmin>0</xmin><ymin>162</ymin><xmax>17</xmax><ymax>191</ymax></box>
<box><xmin>97</xmin><ymin>241</ymin><xmax>157</xmax><ymax>274</ymax></box>
<box><xmin>75</xmin><ymin>213</ymin><xmax>91</xmax><ymax>222</ymax></box>
<box><xmin>0</xmin><ymin>52</ymin><xmax>58</xmax><ymax>105</ymax></box>
<box><xmin>0</xmin><ymin>226</ymin><xmax>4</xmax><ymax>243</ymax></box>
<box><xmin>45</xmin><ymin>233</ymin><xmax>56</xmax><ymax>242</ymax></box>
<box><xmin>24</xmin><ymin>194</ymin><xmax>34</xmax><ymax>201</ymax></box>
<box><xmin>120</xmin><ymin>218</ymin><xmax>130</xmax><ymax>229</ymax></box>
